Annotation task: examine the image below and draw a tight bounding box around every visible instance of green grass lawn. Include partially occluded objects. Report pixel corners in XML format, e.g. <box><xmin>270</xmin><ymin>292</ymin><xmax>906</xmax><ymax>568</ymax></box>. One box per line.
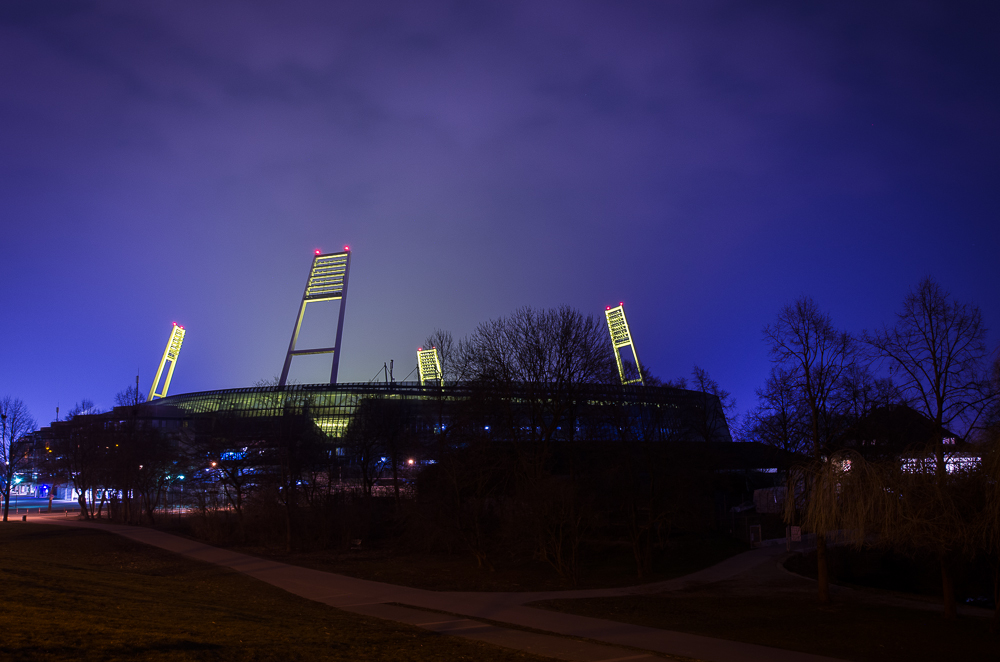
<box><xmin>0</xmin><ymin>523</ymin><xmax>548</xmax><ymax>661</ymax></box>
<box><xmin>534</xmin><ymin>592</ymin><xmax>999</xmax><ymax>662</ymax></box>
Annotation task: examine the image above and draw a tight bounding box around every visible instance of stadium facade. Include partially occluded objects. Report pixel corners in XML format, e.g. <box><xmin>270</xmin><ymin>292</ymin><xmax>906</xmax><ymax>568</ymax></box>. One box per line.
<box><xmin>139</xmin><ymin>380</ymin><xmax>733</xmax><ymax>445</ymax></box>
<box><xmin>25</xmin><ymin>248</ymin><xmax>736</xmax><ymax>501</ymax></box>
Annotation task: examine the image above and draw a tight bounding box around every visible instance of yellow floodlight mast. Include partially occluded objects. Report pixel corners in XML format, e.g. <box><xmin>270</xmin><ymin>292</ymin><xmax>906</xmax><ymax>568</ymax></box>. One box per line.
<box><xmin>417</xmin><ymin>347</ymin><xmax>443</xmax><ymax>386</ymax></box>
<box><xmin>278</xmin><ymin>247</ymin><xmax>352</xmax><ymax>387</ymax></box>
<box><xmin>605</xmin><ymin>303</ymin><xmax>644</xmax><ymax>386</ymax></box>
<box><xmin>148</xmin><ymin>323</ymin><xmax>186</xmax><ymax>400</ymax></box>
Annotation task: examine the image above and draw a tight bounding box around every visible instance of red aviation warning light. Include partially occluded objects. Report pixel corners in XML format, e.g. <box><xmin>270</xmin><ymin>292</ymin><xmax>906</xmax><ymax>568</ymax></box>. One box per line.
<box><xmin>343</xmin><ymin>245</ymin><xmax>350</xmax><ymax>252</ymax></box>
<box><xmin>315</xmin><ymin>249</ymin><xmax>321</xmax><ymax>255</ymax></box>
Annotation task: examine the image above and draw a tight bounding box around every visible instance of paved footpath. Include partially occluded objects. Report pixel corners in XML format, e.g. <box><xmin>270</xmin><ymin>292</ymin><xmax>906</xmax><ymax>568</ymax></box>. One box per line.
<box><xmin>34</xmin><ymin>513</ymin><xmax>844</xmax><ymax>662</ymax></box>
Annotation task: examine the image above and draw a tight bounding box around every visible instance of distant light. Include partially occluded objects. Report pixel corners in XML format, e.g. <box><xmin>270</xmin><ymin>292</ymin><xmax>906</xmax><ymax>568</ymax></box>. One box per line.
<box><xmin>177</xmin><ymin>475</ymin><xmax>185</xmax><ymax>480</ymax></box>
<box><xmin>619</xmin><ymin>302</ymin><xmax>623</xmax><ymax>306</ymax></box>
<box><xmin>606</xmin><ymin>306</ymin><xmax>610</xmax><ymax>310</ymax></box>
<box><xmin>179</xmin><ymin>326</ymin><xmax>184</xmax><ymax>329</ymax></box>
<box><xmin>173</xmin><ymin>322</ymin><xmax>177</xmax><ymax>326</ymax></box>
<box><xmin>407</xmin><ymin>458</ymin><xmax>415</xmax><ymax>466</ymax></box>
<box><xmin>315</xmin><ymin>249</ymin><xmax>321</xmax><ymax>255</ymax></box>
<box><xmin>418</xmin><ymin>347</ymin><xmax>422</xmax><ymax>351</ymax></box>
<box><xmin>343</xmin><ymin>245</ymin><xmax>350</xmax><ymax>252</ymax></box>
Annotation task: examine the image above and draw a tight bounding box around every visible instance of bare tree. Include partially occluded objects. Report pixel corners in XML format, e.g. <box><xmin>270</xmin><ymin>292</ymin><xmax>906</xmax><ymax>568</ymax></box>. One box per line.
<box><xmin>109</xmin><ymin>383</ymin><xmax>148</xmax><ymax>524</ymax></box>
<box><xmin>457</xmin><ymin>306</ymin><xmax>616</xmax><ymax>389</ymax></box>
<box><xmin>51</xmin><ymin>401</ymin><xmax>108</xmax><ymax>519</ymax></box>
<box><xmin>982</xmin><ymin>423</ymin><xmax>1000</xmax><ymax>630</ymax></box>
<box><xmin>342</xmin><ymin>397</ymin><xmax>392</xmax><ymax>498</ymax></box>
<box><xmin>602</xmin><ymin>398</ymin><xmax>693</xmax><ymax>579</ymax></box>
<box><xmin>454</xmin><ymin>306</ymin><xmax>616</xmax><ymax>580</ymax></box>
<box><xmin>189</xmin><ymin>416</ymin><xmax>263</xmax><ymax>539</ymax></box>
<box><xmin>0</xmin><ymin>397</ymin><xmax>37</xmax><ymax>521</ymax></box>
<box><xmin>864</xmin><ymin>277</ymin><xmax>991</xmax><ymax>618</ymax></box>
<box><xmin>976</xmin><ymin>351</ymin><xmax>1000</xmax><ymax>629</ymax></box>
<box><xmin>865</xmin><ymin>278</ymin><xmax>990</xmax><ymax>440</ymax></box>
<box><xmin>744</xmin><ymin>367</ymin><xmax>809</xmax><ymax>453</ymax></box>
<box><xmin>689</xmin><ymin>366</ymin><xmax>736</xmax><ymax>442</ymax></box>
<box><xmin>422</xmin><ymin>422</ymin><xmax>514</xmax><ymax>571</ymax></box>
<box><xmin>423</xmin><ymin>329</ymin><xmax>456</xmax><ymax>383</ymax></box>
<box><xmin>765</xmin><ymin>297</ymin><xmax>855</xmax><ymax>604</ymax></box>
<box><xmin>833</xmin><ymin>364</ymin><xmax>903</xmax><ymax>460</ymax></box>
<box><xmin>455</xmin><ymin>305</ymin><xmax>615</xmax><ymax>484</ymax></box>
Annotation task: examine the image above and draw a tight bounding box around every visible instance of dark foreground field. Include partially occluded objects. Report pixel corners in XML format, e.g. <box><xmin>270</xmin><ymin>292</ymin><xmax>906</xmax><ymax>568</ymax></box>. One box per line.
<box><xmin>0</xmin><ymin>523</ymin><xmax>547</xmax><ymax>662</ymax></box>
<box><xmin>535</xmin><ymin>556</ymin><xmax>999</xmax><ymax>662</ymax></box>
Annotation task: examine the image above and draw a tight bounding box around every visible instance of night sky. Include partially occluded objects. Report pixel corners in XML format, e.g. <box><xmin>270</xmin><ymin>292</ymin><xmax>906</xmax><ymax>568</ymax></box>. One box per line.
<box><xmin>2</xmin><ymin>1</ymin><xmax>998</xmax><ymax>427</ymax></box>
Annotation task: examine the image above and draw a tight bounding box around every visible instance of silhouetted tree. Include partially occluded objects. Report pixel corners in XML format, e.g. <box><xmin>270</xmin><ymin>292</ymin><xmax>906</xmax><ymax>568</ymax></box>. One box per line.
<box><xmin>452</xmin><ymin>306</ymin><xmax>617</xmax><ymax>582</ymax></box>
<box><xmin>765</xmin><ymin>297</ymin><xmax>856</xmax><ymax>604</ymax></box>
<box><xmin>343</xmin><ymin>398</ymin><xmax>391</xmax><ymax>499</ymax></box>
<box><xmin>52</xmin><ymin>401</ymin><xmax>108</xmax><ymax>520</ymax></box>
<box><xmin>833</xmin><ymin>364</ymin><xmax>903</xmax><ymax>460</ymax></box>
<box><xmin>189</xmin><ymin>415</ymin><xmax>264</xmax><ymax>539</ymax></box>
<box><xmin>864</xmin><ymin>277</ymin><xmax>991</xmax><ymax>619</ymax></box>
<box><xmin>255</xmin><ymin>397</ymin><xmax>327</xmax><ymax>552</ymax></box>
<box><xmin>109</xmin><ymin>383</ymin><xmax>148</xmax><ymax>524</ymax></box>
<box><xmin>423</xmin><ymin>329</ymin><xmax>456</xmax><ymax>383</ymax></box>
<box><xmin>0</xmin><ymin>396</ymin><xmax>37</xmax><ymax>521</ymax></box>
<box><xmin>744</xmin><ymin>367</ymin><xmax>809</xmax><ymax>453</ymax></box>
<box><xmin>690</xmin><ymin>366</ymin><xmax>736</xmax><ymax>442</ymax></box>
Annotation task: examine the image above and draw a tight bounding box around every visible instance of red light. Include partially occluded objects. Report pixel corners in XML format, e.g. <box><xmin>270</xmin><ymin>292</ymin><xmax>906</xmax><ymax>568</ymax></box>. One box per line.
<box><xmin>172</xmin><ymin>322</ymin><xmax>177</xmax><ymax>325</ymax></box>
<box><xmin>619</xmin><ymin>302</ymin><xmax>623</xmax><ymax>306</ymax></box>
<box><xmin>314</xmin><ymin>249</ymin><xmax>321</xmax><ymax>255</ymax></box>
<box><xmin>606</xmin><ymin>306</ymin><xmax>610</xmax><ymax>310</ymax></box>
<box><xmin>418</xmin><ymin>347</ymin><xmax>422</xmax><ymax>351</ymax></box>
<box><xmin>343</xmin><ymin>245</ymin><xmax>350</xmax><ymax>252</ymax></box>
<box><xmin>180</xmin><ymin>326</ymin><xmax>184</xmax><ymax>329</ymax></box>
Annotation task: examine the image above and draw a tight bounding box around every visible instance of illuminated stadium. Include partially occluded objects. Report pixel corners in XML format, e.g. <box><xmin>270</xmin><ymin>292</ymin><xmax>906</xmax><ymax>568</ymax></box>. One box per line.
<box><xmin>40</xmin><ymin>247</ymin><xmax>734</xmax><ymax>450</ymax></box>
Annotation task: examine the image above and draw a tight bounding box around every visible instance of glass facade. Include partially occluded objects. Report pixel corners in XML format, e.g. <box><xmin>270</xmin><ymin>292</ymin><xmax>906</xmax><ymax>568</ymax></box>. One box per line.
<box><xmin>144</xmin><ymin>381</ymin><xmax>733</xmax><ymax>443</ymax></box>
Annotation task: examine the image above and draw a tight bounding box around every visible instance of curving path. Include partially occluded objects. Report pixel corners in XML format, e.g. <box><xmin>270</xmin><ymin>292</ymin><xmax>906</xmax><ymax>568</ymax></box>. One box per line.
<box><xmin>34</xmin><ymin>512</ymin><xmax>844</xmax><ymax>662</ymax></box>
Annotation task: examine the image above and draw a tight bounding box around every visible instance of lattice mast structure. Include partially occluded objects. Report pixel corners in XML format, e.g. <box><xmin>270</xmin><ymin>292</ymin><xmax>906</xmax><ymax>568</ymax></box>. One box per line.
<box><xmin>148</xmin><ymin>323</ymin><xmax>186</xmax><ymax>401</ymax></box>
<box><xmin>605</xmin><ymin>303</ymin><xmax>644</xmax><ymax>386</ymax></box>
<box><xmin>279</xmin><ymin>247</ymin><xmax>352</xmax><ymax>387</ymax></box>
<box><xmin>417</xmin><ymin>347</ymin><xmax>443</xmax><ymax>386</ymax></box>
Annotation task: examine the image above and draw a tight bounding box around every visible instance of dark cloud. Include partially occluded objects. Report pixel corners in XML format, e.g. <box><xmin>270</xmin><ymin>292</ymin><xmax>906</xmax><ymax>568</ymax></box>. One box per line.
<box><xmin>1</xmin><ymin>0</ymin><xmax>997</xmax><ymax>423</ymax></box>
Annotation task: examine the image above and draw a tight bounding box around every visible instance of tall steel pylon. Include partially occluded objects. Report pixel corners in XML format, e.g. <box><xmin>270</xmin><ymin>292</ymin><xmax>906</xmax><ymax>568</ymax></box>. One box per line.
<box><xmin>605</xmin><ymin>303</ymin><xmax>644</xmax><ymax>386</ymax></box>
<box><xmin>278</xmin><ymin>247</ymin><xmax>352</xmax><ymax>387</ymax></box>
<box><xmin>149</xmin><ymin>322</ymin><xmax>186</xmax><ymax>400</ymax></box>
